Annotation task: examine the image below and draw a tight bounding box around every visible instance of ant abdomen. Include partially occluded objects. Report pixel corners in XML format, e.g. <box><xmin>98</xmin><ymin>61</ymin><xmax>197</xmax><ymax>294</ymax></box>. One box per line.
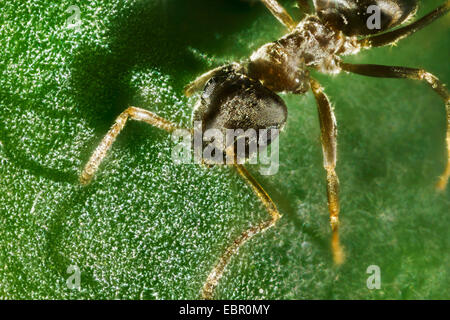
<box><xmin>314</xmin><ymin>0</ymin><xmax>418</xmax><ymax>36</ymax></box>
<box><xmin>192</xmin><ymin>67</ymin><xmax>287</xmax><ymax>164</ymax></box>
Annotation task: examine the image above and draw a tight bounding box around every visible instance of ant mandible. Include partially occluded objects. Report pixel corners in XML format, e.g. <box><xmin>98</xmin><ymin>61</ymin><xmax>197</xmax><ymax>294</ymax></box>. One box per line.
<box><xmin>80</xmin><ymin>0</ymin><xmax>450</xmax><ymax>299</ymax></box>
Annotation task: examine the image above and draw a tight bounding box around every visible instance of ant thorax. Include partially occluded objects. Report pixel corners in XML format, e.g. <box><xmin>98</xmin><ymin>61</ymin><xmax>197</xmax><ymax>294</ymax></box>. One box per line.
<box><xmin>247</xmin><ymin>15</ymin><xmax>360</xmax><ymax>94</ymax></box>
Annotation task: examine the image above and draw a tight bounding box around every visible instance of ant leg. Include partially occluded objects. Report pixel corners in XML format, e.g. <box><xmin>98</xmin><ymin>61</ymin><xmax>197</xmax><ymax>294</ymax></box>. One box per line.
<box><xmin>260</xmin><ymin>0</ymin><xmax>297</xmax><ymax>30</ymax></box>
<box><xmin>80</xmin><ymin>107</ymin><xmax>178</xmax><ymax>185</ymax></box>
<box><xmin>359</xmin><ymin>1</ymin><xmax>449</xmax><ymax>48</ymax></box>
<box><xmin>184</xmin><ymin>65</ymin><xmax>226</xmax><ymax>97</ymax></box>
<box><xmin>184</xmin><ymin>63</ymin><xmax>240</xmax><ymax>97</ymax></box>
<box><xmin>202</xmin><ymin>164</ymin><xmax>280</xmax><ymax>299</ymax></box>
<box><xmin>340</xmin><ymin>62</ymin><xmax>450</xmax><ymax>190</ymax></box>
<box><xmin>309</xmin><ymin>78</ymin><xmax>344</xmax><ymax>265</ymax></box>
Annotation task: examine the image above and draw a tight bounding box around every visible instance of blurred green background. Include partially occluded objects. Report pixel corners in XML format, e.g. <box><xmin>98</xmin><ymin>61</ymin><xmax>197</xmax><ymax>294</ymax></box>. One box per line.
<box><xmin>0</xmin><ymin>0</ymin><xmax>449</xmax><ymax>299</ymax></box>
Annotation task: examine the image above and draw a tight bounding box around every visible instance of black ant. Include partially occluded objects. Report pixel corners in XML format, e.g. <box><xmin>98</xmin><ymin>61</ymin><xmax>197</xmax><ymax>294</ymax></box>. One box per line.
<box><xmin>80</xmin><ymin>0</ymin><xmax>450</xmax><ymax>299</ymax></box>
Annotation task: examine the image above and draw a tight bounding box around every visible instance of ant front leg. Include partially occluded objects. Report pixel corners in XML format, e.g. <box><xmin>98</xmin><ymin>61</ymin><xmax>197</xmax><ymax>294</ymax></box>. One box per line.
<box><xmin>340</xmin><ymin>62</ymin><xmax>450</xmax><ymax>190</ymax></box>
<box><xmin>260</xmin><ymin>0</ymin><xmax>297</xmax><ymax>31</ymax></box>
<box><xmin>184</xmin><ymin>63</ymin><xmax>241</xmax><ymax>97</ymax></box>
<box><xmin>80</xmin><ymin>107</ymin><xmax>178</xmax><ymax>185</ymax></box>
<box><xmin>184</xmin><ymin>65</ymin><xmax>228</xmax><ymax>97</ymax></box>
<box><xmin>202</xmin><ymin>164</ymin><xmax>281</xmax><ymax>299</ymax></box>
<box><xmin>309</xmin><ymin>78</ymin><xmax>344</xmax><ymax>265</ymax></box>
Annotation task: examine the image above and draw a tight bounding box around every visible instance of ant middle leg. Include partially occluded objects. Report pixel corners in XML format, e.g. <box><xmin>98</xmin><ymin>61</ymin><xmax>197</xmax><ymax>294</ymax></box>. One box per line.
<box><xmin>260</xmin><ymin>0</ymin><xmax>297</xmax><ymax>31</ymax></box>
<box><xmin>340</xmin><ymin>62</ymin><xmax>450</xmax><ymax>190</ymax></box>
<box><xmin>309</xmin><ymin>78</ymin><xmax>344</xmax><ymax>265</ymax></box>
<box><xmin>80</xmin><ymin>107</ymin><xmax>178</xmax><ymax>185</ymax></box>
<box><xmin>202</xmin><ymin>164</ymin><xmax>281</xmax><ymax>299</ymax></box>
<box><xmin>359</xmin><ymin>1</ymin><xmax>449</xmax><ymax>48</ymax></box>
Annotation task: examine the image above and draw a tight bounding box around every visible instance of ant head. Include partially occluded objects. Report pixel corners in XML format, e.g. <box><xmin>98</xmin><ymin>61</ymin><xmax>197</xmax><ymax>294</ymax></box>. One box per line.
<box><xmin>313</xmin><ymin>0</ymin><xmax>418</xmax><ymax>36</ymax></box>
<box><xmin>192</xmin><ymin>65</ymin><xmax>287</xmax><ymax>164</ymax></box>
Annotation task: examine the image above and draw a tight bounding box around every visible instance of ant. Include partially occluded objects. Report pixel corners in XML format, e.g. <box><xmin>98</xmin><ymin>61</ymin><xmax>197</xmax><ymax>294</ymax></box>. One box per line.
<box><xmin>80</xmin><ymin>0</ymin><xmax>450</xmax><ymax>299</ymax></box>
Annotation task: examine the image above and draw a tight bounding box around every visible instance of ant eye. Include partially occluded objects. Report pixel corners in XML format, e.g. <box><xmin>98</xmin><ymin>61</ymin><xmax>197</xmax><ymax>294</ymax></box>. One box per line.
<box><xmin>314</xmin><ymin>0</ymin><xmax>418</xmax><ymax>36</ymax></box>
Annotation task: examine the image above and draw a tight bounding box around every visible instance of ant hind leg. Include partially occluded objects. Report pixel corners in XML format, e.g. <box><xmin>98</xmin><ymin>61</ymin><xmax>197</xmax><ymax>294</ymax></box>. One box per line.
<box><xmin>340</xmin><ymin>62</ymin><xmax>450</xmax><ymax>190</ymax></box>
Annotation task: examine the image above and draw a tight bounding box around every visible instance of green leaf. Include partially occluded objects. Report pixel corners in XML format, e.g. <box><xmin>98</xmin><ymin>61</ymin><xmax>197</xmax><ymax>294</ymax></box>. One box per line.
<box><xmin>0</xmin><ymin>0</ymin><xmax>449</xmax><ymax>299</ymax></box>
